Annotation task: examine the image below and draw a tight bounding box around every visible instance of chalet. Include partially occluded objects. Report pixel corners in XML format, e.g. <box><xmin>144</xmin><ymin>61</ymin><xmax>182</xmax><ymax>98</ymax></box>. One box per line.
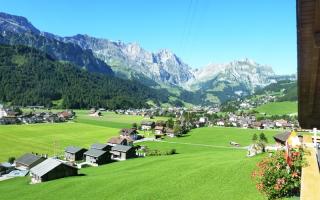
<box><xmin>216</xmin><ymin>121</ymin><xmax>225</xmax><ymax>126</ymax></box>
<box><xmin>199</xmin><ymin>117</ymin><xmax>208</xmax><ymax>125</ymax></box>
<box><xmin>30</xmin><ymin>158</ymin><xmax>78</xmax><ymax>184</ymax></box>
<box><xmin>110</xmin><ymin>145</ymin><xmax>136</xmax><ymax>161</ymax></box>
<box><xmin>107</xmin><ymin>136</ymin><xmax>133</xmax><ymax>147</ymax></box>
<box><xmin>58</xmin><ymin>110</ymin><xmax>74</xmax><ymax>120</ymax></box>
<box><xmin>0</xmin><ymin>106</ymin><xmax>7</xmax><ymax>119</ymax></box>
<box><xmin>15</xmin><ymin>153</ymin><xmax>46</xmax><ymax>170</ymax></box>
<box><xmin>141</xmin><ymin>121</ymin><xmax>155</xmax><ymax>131</ymax></box>
<box><xmin>275</xmin><ymin>119</ymin><xmax>288</xmax><ymax>128</ymax></box>
<box><xmin>0</xmin><ymin>162</ymin><xmax>14</xmax><ymax>175</ymax></box>
<box><xmin>89</xmin><ymin>111</ymin><xmax>102</xmax><ymax>117</ymax></box>
<box><xmin>251</xmin><ymin>121</ymin><xmax>262</xmax><ymax>129</ymax></box>
<box><xmin>165</xmin><ymin>128</ymin><xmax>175</xmax><ymax>137</ymax></box>
<box><xmin>64</xmin><ymin>146</ymin><xmax>87</xmax><ymax>161</ymax></box>
<box><xmin>90</xmin><ymin>143</ymin><xmax>110</xmax><ymax>151</ymax></box>
<box><xmin>89</xmin><ymin>108</ymin><xmax>96</xmax><ymax>114</ymax></box>
<box><xmin>261</xmin><ymin>120</ymin><xmax>275</xmax><ymax>129</ymax></box>
<box><xmin>119</xmin><ymin>128</ymin><xmax>138</xmax><ymax>140</ymax></box>
<box><xmin>154</xmin><ymin>126</ymin><xmax>164</xmax><ymax>135</ymax></box>
<box><xmin>273</xmin><ymin>132</ymin><xmax>291</xmax><ymax>146</ymax></box>
<box><xmin>83</xmin><ymin>149</ymin><xmax>110</xmax><ymax>165</ymax></box>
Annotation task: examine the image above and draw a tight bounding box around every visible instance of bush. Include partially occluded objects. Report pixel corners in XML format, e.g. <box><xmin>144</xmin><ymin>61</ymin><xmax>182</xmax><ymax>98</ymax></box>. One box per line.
<box><xmin>132</xmin><ymin>123</ymin><xmax>137</xmax><ymax>128</ymax></box>
<box><xmin>169</xmin><ymin>149</ymin><xmax>176</xmax><ymax>155</ymax></box>
<box><xmin>8</xmin><ymin>157</ymin><xmax>15</xmax><ymax>164</ymax></box>
<box><xmin>252</xmin><ymin>148</ymin><xmax>308</xmax><ymax>200</ymax></box>
<box><xmin>146</xmin><ymin>148</ymin><xmax>177</xmax><ymax>156</ymax></box>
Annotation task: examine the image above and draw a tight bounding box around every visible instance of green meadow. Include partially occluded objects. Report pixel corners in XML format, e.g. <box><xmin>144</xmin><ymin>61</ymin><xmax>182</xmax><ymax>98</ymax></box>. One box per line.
<box><xmin>255</xmin><ymin>101</ymin><xmax>298</xmax><ymax>115</ymax></box>
<box><xmin>0</xmin><ymin>111</ymin><xmax>168</xmax><ymax>161</ymax></box>
<box><xmin>0</xmin><ymin>111</ymin><xmax>284</xmax><ymax>200</ymax></box>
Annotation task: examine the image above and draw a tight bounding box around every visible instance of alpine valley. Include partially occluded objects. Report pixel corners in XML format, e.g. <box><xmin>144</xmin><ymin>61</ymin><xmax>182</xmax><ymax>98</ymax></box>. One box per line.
<box><xmin>0</xmin><ymin>12</ymin><xmax>296</xmax><ymax>108</ymax></box>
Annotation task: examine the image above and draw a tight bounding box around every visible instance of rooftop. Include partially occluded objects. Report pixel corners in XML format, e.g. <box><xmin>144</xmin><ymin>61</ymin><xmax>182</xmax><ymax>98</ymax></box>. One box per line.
<box><xmin>30</xmin><ymin>158</ymin><xmax>75</xmax><ymax>177</ymax></box>
<box><xmin>111</xmin><ymin>145</ymin><xmax>133</xmax><ymax>152</ymax></box>
<box><xmin>65</xmin><ymin>146</ymin><xmax>86</xmax><ymax>154</ymax></box>
<box><xmin>16</xmin><ymin>153</ymin><xmax>45</xmax><ymax>166</ymax></box>
<box><xmin>90</xmin><ymin>143</ymin><xmax>108</xmax><ymax>150</ymax></box>
<box><xmin>84</xmin><ymin>149</ymin><xmax>107</xmax><ymax>157</ymax></box>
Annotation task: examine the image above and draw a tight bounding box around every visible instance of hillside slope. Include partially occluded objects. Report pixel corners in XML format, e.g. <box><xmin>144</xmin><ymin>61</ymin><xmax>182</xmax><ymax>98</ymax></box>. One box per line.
<box><xmin>0</xmin><ymin>125</ymin><xmax>277</xmax><ymax>200</ymax></box>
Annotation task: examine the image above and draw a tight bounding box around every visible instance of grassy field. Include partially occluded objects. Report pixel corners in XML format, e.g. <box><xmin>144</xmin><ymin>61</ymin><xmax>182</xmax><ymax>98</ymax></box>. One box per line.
<box><xmin>255</xmin><ymin>101</ymin><xmax>298</xmax><ymax>115</ymax></box>
<box><xmin>0</xmin><ymin>111</ymin><xmax>169</xmax><ymax>162</ymax></box>
<box><xmin>75</xmin><ymin>110</ymin><xmax>169</xmax><ymax>128</ymax></box>
<box><xmin>0</xmin><ymin>110</ymin><xmax>292</xmax><ymax>200</ymax></box>
<box><xmin>0</xmin><ymin>123</ymin><xmax>119</xmax><ymax>162</ymax></box>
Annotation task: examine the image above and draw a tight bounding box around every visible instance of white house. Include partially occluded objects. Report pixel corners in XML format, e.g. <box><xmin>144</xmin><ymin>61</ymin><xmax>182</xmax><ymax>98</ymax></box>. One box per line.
<box><xmin>0</xmin><ymin>106</ymin><xmax>7</xmax><ymax>119</ymax></box>
<box><xmin>216</xmin><ymin>121</ymin><xmax>225</xmax><ymax>126</ymax></box>
<box><xmin>199</xmin><ymin>117</ymin><xmax>208</xmax><ymax>123</ymax></box>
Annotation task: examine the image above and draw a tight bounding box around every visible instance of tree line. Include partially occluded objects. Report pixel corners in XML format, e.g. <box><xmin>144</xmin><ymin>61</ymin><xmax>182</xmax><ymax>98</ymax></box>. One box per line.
<box><xmin>0</xmin><ymin>44</ymin><xmax>170</xmax><ymax>109</ymax></box>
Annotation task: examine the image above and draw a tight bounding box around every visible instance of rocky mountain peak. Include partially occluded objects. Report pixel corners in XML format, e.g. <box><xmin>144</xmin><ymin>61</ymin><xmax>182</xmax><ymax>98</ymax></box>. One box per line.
<box><xmin>0</xmin><ymin>12</ymin><xmax>40</xmax><ymax>34</ymax></box>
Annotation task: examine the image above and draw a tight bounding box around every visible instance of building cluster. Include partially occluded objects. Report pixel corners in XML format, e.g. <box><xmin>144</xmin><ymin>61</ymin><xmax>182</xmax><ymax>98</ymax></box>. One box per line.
<box><xmin>0</xmin><ymin>105</ymin><xmax>75</xmax><ymax>125</ymax></box>
<box><xmin>115</xmin><ymin>106</ymin><xmax>220</xmax><ymax>118</ymax></box>
<box><xmin>140</xmin><ymin>121</ymin><xmax>175</xmax><ymax>138</ymax></box>
<box><xmin>0</xmin><ymin>128</ymin><xmax>141</xmax><ymax>184</ymax></box>
<box><xmin>214</xmin><ymin>113</ymin><xmax>298</xmax><ymax>130</ymax></box>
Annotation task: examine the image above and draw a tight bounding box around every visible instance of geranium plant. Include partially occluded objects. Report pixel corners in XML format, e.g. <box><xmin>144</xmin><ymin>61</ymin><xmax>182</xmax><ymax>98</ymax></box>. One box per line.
<box><xmin>252</xmin><ymin>147</ymin><xmax>308</xmax><ymax>200</ymax></box>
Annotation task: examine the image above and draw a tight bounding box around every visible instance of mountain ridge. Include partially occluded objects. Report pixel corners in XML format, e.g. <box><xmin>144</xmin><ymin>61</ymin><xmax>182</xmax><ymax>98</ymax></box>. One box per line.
<box><xmin>0</xmin><ymin>12</ymin><xmax>114</xmax><ymax>75</ymax></box>
<box><xmin>0</xmin><ymin>12</ymin><xmax>296</xmax><ymax>105</ymax></box>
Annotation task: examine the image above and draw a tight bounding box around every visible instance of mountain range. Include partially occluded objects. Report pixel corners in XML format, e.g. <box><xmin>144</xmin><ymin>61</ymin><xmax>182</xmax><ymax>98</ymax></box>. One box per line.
<box><xmin>0</xmin><ymin>12</ymin><xmax>296</xmax><ymax>106</ymax></box>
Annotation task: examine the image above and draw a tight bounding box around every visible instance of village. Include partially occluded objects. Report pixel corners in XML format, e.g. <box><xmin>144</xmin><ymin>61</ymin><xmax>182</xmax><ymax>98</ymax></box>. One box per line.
<box><xmin>0</xmin><ymin>106</ymin><xmax>305</xmax><ymax>184</ymax></box>
<box><xmin>0</xmin><ymin>105</ymin><xmax>75</xmax><ymax>125</ymax></box>
<box><xmin>0</xmin><ymin>103</ymin><xmax>299</xmax><ymax>130</ymax></box>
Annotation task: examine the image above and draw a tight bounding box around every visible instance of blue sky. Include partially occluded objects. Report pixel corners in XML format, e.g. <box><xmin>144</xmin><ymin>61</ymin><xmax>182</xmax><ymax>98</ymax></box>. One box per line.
<box><xmin>0</xmin><ymin>0</ymin><xmax>296</xmax><ymax>74</ymax></box>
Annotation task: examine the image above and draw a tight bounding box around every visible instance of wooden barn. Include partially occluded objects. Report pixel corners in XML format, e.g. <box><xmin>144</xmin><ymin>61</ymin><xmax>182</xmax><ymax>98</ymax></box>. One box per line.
<box><xmin>107</xmin><ymin>136</ymin><xmax>133</xmax><ymax>147</ymax></box>
<box><xmin>15</xmin><ymin>153</ymin><xmax>46</xmax><ymax>170</ymax></box>
<box><xmin>83</xmin><ymin>149</ymin><xmax>110</xmax><ymax>165</ymax></box>
<box><xmin>90</xmin><ymin>143</ymin><xmax>110</xmax><ymax>151</ymax></box>
<box><xmin>110</xmin><ymin>145</ymin><xmax>136</xmax><ymax>161</ymax></box>
<box><xmin>30</xmin><ymin>158</ymin><xmax>78</xmax><ymax>183</ymax></box>
<box><xmin>64</xmin><ymin>146</ymin><xmax>87</xmax><ymax>161</ymax></box>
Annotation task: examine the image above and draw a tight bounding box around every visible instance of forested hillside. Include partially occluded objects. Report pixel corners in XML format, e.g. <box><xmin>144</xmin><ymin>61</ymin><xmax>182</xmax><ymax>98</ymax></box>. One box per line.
<box><xmin>0</xmin><ymin>45</ymin><xmax>169</xmax><ymax>109</ymax></box>
<box><xmin>255</xmin><ymin>80</ymin><xmax>297</xmax><ymax>101</ymax></box>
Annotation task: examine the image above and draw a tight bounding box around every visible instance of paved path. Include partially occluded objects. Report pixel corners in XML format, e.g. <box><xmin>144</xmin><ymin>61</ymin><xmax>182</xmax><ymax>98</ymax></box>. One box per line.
<box><xmin>133</xmin><ymin>138</ymin><xmax>159</xmax><ymax>143</ymax></box>
<box><xmin>0</xmin><ymin>175</ymin><xmax>14</xmax><ymax>182</ymax></box>
<box><xmin>135</xmin><ymin>138</ymin><xmax>249</xmax><ymax>150</ymax></box>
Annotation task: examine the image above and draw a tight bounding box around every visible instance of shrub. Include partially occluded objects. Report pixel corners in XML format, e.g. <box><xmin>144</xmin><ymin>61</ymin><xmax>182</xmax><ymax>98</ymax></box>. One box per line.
<box><xmin>8</xmin><ymin>157</ymin><xmax>15</xmax><ymax>164</ymax></box>
<box><xmin>252</xmin><ymin>133</ymin><xmax>258</xmax><ymax>143</ymax></box>
<box><xmin>252</xmin><ymin>148</ymin><xmax>308</xmax><ymax>200</ymax></box>
<box><xmin>146</xmin><ymin>148</ymin><xmax>177</xmax><ymax>156</ymax></box>
<box><xmin>132</xmin><ymin>123</ymin><xmax>137</xmax><ymax>128</ymax></box>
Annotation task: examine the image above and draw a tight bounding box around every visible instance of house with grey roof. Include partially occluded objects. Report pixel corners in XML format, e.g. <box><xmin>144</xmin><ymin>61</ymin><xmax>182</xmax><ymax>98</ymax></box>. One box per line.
<box><xmin>30</xmin><ymin>158</ymin><xmax>78</xmax><ymax>184</ymax></box>
<box><xmin>110</xmin><ymin>145</ymin><xmax>136</xmax><ymax>161</ymax></box>
<box><xmin>0</xmin><ymin>162</ymin><xmax>14</xmax><ymax>175</ymax></box>
<box><xmin>83</xmin><ymin>149</ymin><xmax>110</xmax><ymax>165</ymax></box>
<box><xmin>64</xmin><ymin>146</ymin><xmax>87</xmax><ymax>161</ymax></box>
<box><xmin>15</xmin><ymin>153</ymin><xmax>46</xmax><ymax>170</ymax></box>
<box><xmin>273</xmin><ymin>132</ymin><xmax>291</xmax><ymax>146</ymax></box>
<box><xmin>119</xmin><ymin>128</ymin><xmax>138</xmax><ymax>140</ymax></box>
<box><xmin>90</xmin><ymin>143</ymin><xmax>110</xmax><ymax>151</ymax></box>
<box><xmin>141</xmin><ymin>121</ymin><xmax>155</xmax><ymax>131</ymax></box>
<box><xmin>107</xmin><ymin>136</ymin><xmax>133</xmax><ymax>147</ymax></box>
